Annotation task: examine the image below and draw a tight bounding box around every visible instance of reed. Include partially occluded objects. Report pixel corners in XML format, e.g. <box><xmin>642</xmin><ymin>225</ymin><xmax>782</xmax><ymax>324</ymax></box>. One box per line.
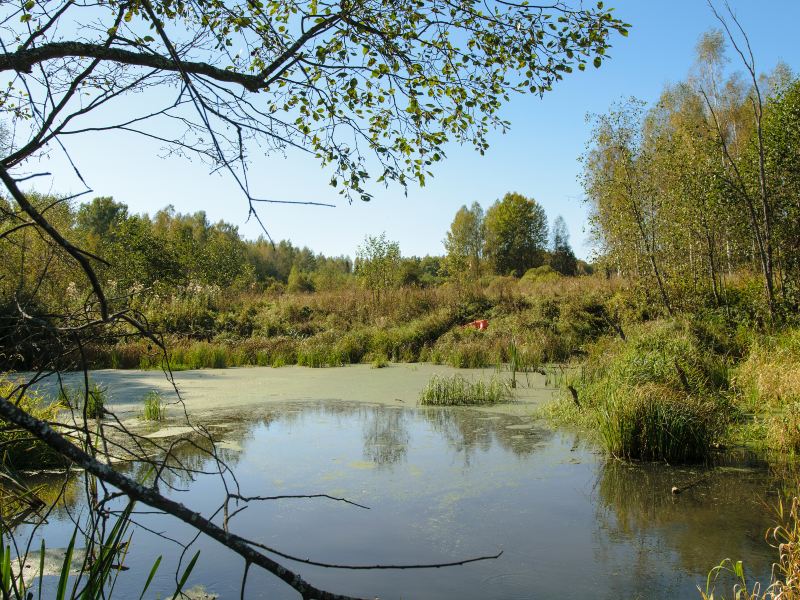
<box><xmin>559</xmin><ymin>320</ymin><xmax>731</xmax><ymax>462</ymax></box>
<box><xmin>593</xmin><ymin>385</ymin><xmax>723</xmax><ymax>463</ymax></box>
<box><xmin>141</xmin><ymin>391</ymin><xmax>166</xmax><ymax>421</ymax></box>
<box><xmin>60</xmin><ymin>381</ymin><xmax>107</xmax><ymax>419</ymax></box>
<box><xmin>418</xmin><ymin>374</ymin><xmax>512</xmax><ymax>406</ymax></box>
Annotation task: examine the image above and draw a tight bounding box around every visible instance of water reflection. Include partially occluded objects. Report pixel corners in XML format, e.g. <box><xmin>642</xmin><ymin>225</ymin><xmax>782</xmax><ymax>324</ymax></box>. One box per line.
<box><xmin>419</xmin><ymin>407</ymin><xmax>548</xmax><ymax>463</ymax></box>
<box><xmin>595</xmin><ymin>459</ymin><xmax>778</xmax><ymax>580</ymax></box>
<box><xmin>3</xmin><ymin>401</ymin><xmax>788</xmax><ymax>600</ymax></box>
<box><xmin>362</xmin><ymin>406</ymin><xmax>409</xmax><ymax>467</ymax></box>
<box><xmin>0</xmin><ymin>471</ymin><xmax>81</xmax><ymax>528</ymax></box>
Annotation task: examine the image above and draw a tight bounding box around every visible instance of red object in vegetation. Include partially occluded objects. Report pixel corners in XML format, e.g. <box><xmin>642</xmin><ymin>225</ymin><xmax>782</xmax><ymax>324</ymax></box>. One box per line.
<box><xmin>464</xmin><ymin>319</ymin><xmax>489</xmax><ymax>331</ymax></box>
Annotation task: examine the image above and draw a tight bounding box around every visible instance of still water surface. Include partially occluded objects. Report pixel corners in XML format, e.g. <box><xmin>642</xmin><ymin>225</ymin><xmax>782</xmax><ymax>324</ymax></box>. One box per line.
<box><xmin>13</xmin><ymin>400</ymin><xmax>782</xmax><ymax>599</ymax></box>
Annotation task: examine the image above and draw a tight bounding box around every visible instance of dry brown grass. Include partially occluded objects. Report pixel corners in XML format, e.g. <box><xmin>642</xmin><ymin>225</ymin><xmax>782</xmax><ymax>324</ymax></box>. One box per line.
<box><xmin>735</xmin><ymin>329</ymin><xmax>800</xmax><ymax>409</ymax></box>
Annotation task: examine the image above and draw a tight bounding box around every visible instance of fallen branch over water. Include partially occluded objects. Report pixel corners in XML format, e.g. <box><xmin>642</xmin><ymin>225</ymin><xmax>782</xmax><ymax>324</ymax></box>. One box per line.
<box><xmin>0</xmin><ymin>395</ymin><xmax>502</xmax><ymax>599</ymax></box>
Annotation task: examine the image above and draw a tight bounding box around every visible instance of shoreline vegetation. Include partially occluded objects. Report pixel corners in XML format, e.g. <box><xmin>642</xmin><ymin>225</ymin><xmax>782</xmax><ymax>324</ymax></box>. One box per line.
<box><xmin>8</xmin><ymin>270</ymin><xmax>796</xmax><ymax>461</ymax></box>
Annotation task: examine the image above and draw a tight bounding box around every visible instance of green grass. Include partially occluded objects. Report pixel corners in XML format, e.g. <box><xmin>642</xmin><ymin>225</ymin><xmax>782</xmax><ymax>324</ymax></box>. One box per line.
<box><xmin>0</xmin><ymin>380</ymin><xmax>67</xmax><ymax>471</ymax></box>
<box><xmin>550</xmin><ymin>319</ymin><xmax>732</xmax><ymax>462</ymax></box>
<box><xmin>370</xmin><ymin>354</ymin><xmax>389</xmax><ymax>369</ymax></box>
<box><xmin>593</xmin><ymin>386</ymin><xmax>724</xmax><ymax>463</ymax></box>
<box><xmin>418</xmin><ymin>374</ymin><xmax>512</xmax><ymax>406</ymax></box>
<box><xmin>140</xmin><ymin>391</ymin><xmax>166</xmax><ymax>421</ymax></box>
<box><xmin>59</xmin><ymin>381</ymin><xmax>107</xmax><ymax>419</ymax></box>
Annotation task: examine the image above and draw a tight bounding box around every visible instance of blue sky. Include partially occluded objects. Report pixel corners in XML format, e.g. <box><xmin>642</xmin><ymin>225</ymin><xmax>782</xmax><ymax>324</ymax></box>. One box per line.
<box><xmin>40</xmin><ymin>0</ymin><xmax>800</xmax><ymax>260</ymax></box>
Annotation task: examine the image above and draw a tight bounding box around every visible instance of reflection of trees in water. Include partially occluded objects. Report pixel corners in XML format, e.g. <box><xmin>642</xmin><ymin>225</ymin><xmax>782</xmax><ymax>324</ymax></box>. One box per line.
<box><xmin>361</xmin><ymin>406</ymin><xmax>409</xmax><ymax>467</ymax></box>
<box><xmin>1</xmin><ymin>471</ymin><xmax>82</xmax><ymax>529</ymax></box>
<box><xmin>419</xmin><ymin>408</ymin><xmax>548</xmax><ymax>464</ymax></box>
<box><xmin>594</xmin><ymin>459</ymin><xmax>779</xmax><ymax>580</ymax></box>
<box><xmin>252</xmin><ymin>401</ymin><xmax>549</xmax><ymax>469</ymax></box>
<box><xmin>261</xmin><ymin>401</ymin><xmax>412</xmax><ymax>468</ymax></box>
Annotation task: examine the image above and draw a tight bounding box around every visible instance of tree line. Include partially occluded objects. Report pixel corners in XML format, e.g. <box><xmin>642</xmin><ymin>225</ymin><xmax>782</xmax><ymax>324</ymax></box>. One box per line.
<box><xmin>582</xmin><ymin>29</ymin><xmax>799</xmax><ymax>321</ymax></box>
<box><xmin>1</xmin><ymin>190</ymin><xmax>582</xmax><ymax>313</ymax></box>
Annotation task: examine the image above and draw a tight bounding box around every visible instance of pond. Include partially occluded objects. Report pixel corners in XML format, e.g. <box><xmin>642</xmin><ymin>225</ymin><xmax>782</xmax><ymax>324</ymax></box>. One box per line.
<box><xmin>5</xmin><ymin>367</ymin><xmax>785</xmax><ymax>599</ymax></box>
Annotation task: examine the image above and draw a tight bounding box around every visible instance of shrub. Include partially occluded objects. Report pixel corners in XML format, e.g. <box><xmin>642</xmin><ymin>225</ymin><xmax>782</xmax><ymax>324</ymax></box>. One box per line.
<box><xmin>521</xmin><ymin>265</ymin><xmax>561</xmax><ymax>283</ymax></box>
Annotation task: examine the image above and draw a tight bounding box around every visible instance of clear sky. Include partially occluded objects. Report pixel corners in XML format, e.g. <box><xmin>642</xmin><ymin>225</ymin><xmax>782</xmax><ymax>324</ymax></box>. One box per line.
<box><xmin>37</xmin><ymin>0</ymin><xmax>800</xmax><ymax>260</ymax></box>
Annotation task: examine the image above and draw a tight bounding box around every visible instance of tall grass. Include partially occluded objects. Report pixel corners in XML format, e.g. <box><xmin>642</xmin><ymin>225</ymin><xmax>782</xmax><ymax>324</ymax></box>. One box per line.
<box><xmin>735</xmin><ymin>328</ymin><xmax>800</xmax><ymax>411</ymax></box>
<box><xmin>418</xmin><ymin>374</ymin><xmax>512</xmax><ymax>406</ymax></box>
<box><xmin>59</xmin><ymin>381</ymin><xmax>107</xmax><ymax>419</ymax></box>
<box><xmin>86</xmin><ymin>275</ymin><xmax>620</xmax><ymax>371</ymax></box>
<box><xmin>0</xmin><ymin>380</ymin><xmax>66</xmax><ymax>471</ymax></box>
<box><xmin>140</xmin><ymin>391</ymin><xmax>166</xmax><ymax>421</ymax></box>
<box><xmin>0</xmin><ymin>499</ymin><xmax>198</xmax><ymax>599</ymax></box>
<box><xmin>560</xmin><ymin>320</ymin><xmax>731</xmax><ymax>462</ymax></box>
<box><xmin>594</xmin><ymin>386</ymin><xmax>723</xmax><ymax>463</ymax></box>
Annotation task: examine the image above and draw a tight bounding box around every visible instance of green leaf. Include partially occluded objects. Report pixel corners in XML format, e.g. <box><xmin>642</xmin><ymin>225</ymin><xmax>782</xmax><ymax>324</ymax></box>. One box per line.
<box><xmin>56</xmin><ymin>530</ymin><xmax>77</xmax><ymax>600</ymax></box>
<box><xmin>171</xmin><ymin>551</ymin><xmax>200</xmax><ymax>599</ymax></box>
<box><xmin>138</xmin><ymin>555</ymin><xmax>162</xmax><ymax>600</ymax></box>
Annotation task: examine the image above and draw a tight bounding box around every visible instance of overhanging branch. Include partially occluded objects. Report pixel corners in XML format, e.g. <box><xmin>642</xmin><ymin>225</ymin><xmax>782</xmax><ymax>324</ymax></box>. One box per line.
<box><xmin>0</xmin><ymin>42</ymin><xmax>266</xmax><ymax>92</ymax></box>
<box><xmin>0</xmin><ymin>394</ymin><xmax>366</xmax><ymax>600</ymax></box>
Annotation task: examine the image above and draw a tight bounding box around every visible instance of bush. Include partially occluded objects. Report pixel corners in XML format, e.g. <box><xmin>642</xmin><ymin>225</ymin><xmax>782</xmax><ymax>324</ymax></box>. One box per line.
<box><xmin>521</xmin><ymin>265</ymin><xmax>561</xmax><ymax>283</ymax></box>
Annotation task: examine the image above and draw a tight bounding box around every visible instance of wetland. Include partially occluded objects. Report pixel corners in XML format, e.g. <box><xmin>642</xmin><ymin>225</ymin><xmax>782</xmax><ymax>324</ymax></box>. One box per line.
<box><xmin>9</xmin><ymin>365</ymin><xmax>783</xmax><ymax>599</ymax></box>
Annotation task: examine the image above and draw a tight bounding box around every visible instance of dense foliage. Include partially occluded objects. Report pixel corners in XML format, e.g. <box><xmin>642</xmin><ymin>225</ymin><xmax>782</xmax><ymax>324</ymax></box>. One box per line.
<box><xmin>582</xmin><ymin>32</ymin><xmax>799</xmax><ymax>321</ymax></box>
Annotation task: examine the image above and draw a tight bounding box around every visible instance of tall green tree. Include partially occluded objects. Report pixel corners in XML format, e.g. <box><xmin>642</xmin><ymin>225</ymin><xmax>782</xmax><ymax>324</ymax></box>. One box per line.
<box><xmin>76</xmin><ymin>197</ymin><xmax>129</xmax><ymax>240</ymax></box>
<box><xmin>761</xmin><ymin>76</ymin><xmax>800</xmax><ymax>306</ymax></box>
<box><xmin>583</xmin><ymin>99</ymin><xmax>676</xmax><ymax>315</ymax></box>
<box><xmin>483</xmin><ymin>192</ymin><xmax>548</xmax><ymax>277</ymax></box>
<box><xmin>443</xmin><ymin>202</ymin><xmax>484</xmax><ymax>280</ymax></box>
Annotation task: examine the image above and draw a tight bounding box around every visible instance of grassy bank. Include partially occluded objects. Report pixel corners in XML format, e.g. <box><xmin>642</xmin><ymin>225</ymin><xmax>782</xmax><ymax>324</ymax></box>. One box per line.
<box><xmin>85</xmin><ymin>275</ymin><xmax>622</xmax><ymax>371</ymax></box>
<box><xmin>0</xmin><ymin>380</ymin><xmax>68</xmax><ymax>471</ymax></box>
<box><xmin>543</xmin><ymin>312</ymin><xmax>800</xmax><ymax>462</ymax></box>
